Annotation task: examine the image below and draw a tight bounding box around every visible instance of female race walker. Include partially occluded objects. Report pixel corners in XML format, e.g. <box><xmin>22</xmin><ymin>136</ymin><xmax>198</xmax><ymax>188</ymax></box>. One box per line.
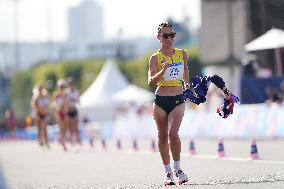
<box><xmin>53</xmin><ymin>79</ymin><xmax>68</xmax><ymax>151</ymax></box>
<box><xmin>31</xmin><ymin>84</ymin><xmax>50</xmax><ymax>148</ymax></box>
<box><xmin>148</xmin><ymin>22</ymin><xmax>189</xmax><ymax>186</ymax></box>
<box><xmin>64</xmin><ymin>78</ymin><xmax>81</xmax><ymax>149</ymax></box>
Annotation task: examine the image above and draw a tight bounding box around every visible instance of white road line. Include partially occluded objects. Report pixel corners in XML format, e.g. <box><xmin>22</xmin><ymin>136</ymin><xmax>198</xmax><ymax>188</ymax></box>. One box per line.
<box><xmin>104</xmin><ymin>149</ymin><xmax>284</xmax><ymax>164</ymax></box>
<box><xmin>180</xmin><ymin>153</ymin><xmax>284</xmax><ymax>164</ymax></box>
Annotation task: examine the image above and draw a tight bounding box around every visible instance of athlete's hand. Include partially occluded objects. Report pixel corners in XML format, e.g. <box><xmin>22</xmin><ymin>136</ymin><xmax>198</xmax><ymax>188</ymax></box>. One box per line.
<box><xmin>161</xmin><ymin>61</ymin><xmax>169</xmax><ymax>72</ymax></box>
<box><xmin>183</xmin><ymin>89</ymin><xmax>192</xmax><ymax>100</ymax></box>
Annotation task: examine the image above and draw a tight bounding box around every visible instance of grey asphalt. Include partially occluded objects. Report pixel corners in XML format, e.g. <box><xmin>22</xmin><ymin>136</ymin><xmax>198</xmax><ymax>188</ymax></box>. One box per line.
<box><xmin>0</xmin><ymin>139</ymin><xmax>284</xmax><ymax>189</ymax></box>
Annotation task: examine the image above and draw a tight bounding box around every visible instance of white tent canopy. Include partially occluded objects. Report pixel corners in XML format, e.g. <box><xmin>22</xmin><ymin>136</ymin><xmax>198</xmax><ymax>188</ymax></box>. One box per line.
<box><xmin>245</xmin><ymin>28</ymin><xmax>284</xmax><ymax>51</ymax></box>
<box><xmin>78</xmin><ymin>59</ymin><xmax>129</xmax><ymax>122</ymax></box>
<box><xmin>113</xmin><ymin>84</ymin><xmax>154</xmax><ymax>104</ymax></box>
<box><xmin>80</xmin><ymin>59</ymin><xmax>129</xmax><ymax>107</ymax></box>
<box><xmin>244</xmin><ymin>28</ymin><xmax>284</xmax><ymax>76</ymax></box>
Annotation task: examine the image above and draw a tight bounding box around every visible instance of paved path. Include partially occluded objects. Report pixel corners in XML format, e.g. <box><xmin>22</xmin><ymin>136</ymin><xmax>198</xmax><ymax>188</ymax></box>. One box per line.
<box><xmin>0</xmin><ymin>140</ymin><xmax>284</xmax><ymax>189</ymax></box>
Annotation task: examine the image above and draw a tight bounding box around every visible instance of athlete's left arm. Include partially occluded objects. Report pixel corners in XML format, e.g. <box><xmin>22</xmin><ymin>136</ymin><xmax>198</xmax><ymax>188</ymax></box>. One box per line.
<box><xmin>182</xmin><ymin>50</ymin><xmax>189</xmax><ymax>88</ymax></box>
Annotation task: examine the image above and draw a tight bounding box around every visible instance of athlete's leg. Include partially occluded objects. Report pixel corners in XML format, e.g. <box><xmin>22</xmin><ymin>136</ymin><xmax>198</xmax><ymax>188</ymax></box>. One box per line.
<box><xmin>65</xmin><ymin>115</ymin><xmax>73</xmax><ymax>145</ymax></box>
<box><xmin>72</xmin><ymin>115</ymin><xmax>81</xmax><ymax>145</ymax></box>
<box><xmin>153</xmin><ymin>104</ymin><xmax>170</xmax><ymax>166</ymax></box>
<box><xmin>36</xmin><ymin>118</ymin><xmax>43</xmax><ymax>145</ymax></box>
<box><xmin>69</xmin><ymin>118</ymin><xmax>76</xmax><ymax>145</ymax></box>
<box><xmin>58</xmin><ymin>119</ymin><xmax>64</xmax><ymax>144</ymax></box>
<box><xmin>154</xmin><ymin>104</ymin><xmax>176</xmax><ymax>185</ymax></box>
<box><xmin>56</xmin><ymin>114</ymin><xmax>67</xmax><ymax>150</ymax></box>
<box><xmin>61</xmin><ymin>119</ymin><xmax>68</xmax><ymax>150</ymax></box>
<box><xmin>42</xmin><ymin>118</ymin><xmax>49</xmax><ymax>147</ymax></box>
<box><xmin>168</xmin><ymin>103</ymin><xmax>188</xmax><ymax>184</ymax></box>
<box><xmin>69</xmin><ymin>117</ymin><xmax>80</xmax><ymax>146</ymax></box>
<box><xmin>168</xmin><ymin>103</ymin><xmax>185</xmax><ymax>161</ymax></box>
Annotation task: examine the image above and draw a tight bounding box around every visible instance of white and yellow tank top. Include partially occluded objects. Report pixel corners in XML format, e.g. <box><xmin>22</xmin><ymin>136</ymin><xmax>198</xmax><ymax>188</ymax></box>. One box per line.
<box><xmin>36</xmin><ymin>96</ymin><xmax>50</xmax><ymax>108</ymax></box>
<box><xmin>65</xmin><ymin>88</ymin><xmax>79</xmax><ymax>107</ymax></box>
<box><xmin>54</xmin><ymin>92</ymin><xmax>65</xmax><ymax>106</ymax></box>
<box><xmin>154</xmin><ymin>48</ymin><xmax>186</xmax><ymax>87</ymax></box>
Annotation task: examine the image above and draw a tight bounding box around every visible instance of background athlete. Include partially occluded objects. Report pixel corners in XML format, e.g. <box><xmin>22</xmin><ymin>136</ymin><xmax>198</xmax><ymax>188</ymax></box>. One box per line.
<box><xmin>31</xmin><ymin>84</ymin><xmax>50</xmax><ymax>148</ymax></box>
<box><xmin>64</xmin><ymin>78</ymin><xmax>81</xmax><ymax>150</ymax></box>
<box><xmin>53</xmin><ymin>79</ymin><xmax>68</xmax><ymax>151</ymax></box>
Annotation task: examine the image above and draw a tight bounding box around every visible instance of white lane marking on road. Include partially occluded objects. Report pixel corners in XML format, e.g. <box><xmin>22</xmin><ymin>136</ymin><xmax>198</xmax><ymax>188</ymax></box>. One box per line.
<box><xmin>180</xmin><ymin>153</ymin><xmax>284</xmax><ymax>164</ymax></box>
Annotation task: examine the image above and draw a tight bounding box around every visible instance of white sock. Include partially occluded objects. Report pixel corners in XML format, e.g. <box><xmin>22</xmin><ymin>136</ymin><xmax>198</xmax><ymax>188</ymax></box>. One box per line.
<box><xmin>164</xmin><ymin>164</ymin><xmax>172</xmax><ymax>173</ymax></box>
<box><xmin>174</xmin><ymin>160</ymin><xmax>181</xmax><ymax>171</ymax></box>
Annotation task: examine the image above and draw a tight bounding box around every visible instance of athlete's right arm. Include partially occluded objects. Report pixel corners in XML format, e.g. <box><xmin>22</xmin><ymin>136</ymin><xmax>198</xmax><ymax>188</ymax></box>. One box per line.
<box><xmin>148</xmin><ymin>55</ymin><xmax>168</xmax><ymax>87</ymax></box>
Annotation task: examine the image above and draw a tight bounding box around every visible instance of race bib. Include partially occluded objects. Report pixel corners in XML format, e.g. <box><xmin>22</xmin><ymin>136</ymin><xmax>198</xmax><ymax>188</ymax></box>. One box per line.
<box><xmin>56</xmin><ymin>96</ymin><xmax>64</xmax><ymax>106</ymax></box>
<box><xmin>163</xmin><ymin>62</ymin><xmax>184</xmax><ymax>81</ymax></box>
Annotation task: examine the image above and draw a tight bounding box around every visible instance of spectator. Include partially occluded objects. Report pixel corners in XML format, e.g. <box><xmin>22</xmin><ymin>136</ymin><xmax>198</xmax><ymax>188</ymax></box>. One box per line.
<box><xmin>265</xmin><ymin>86</ymin><xmax>281</xmax><ymax>104</ymax></box>
<box><xmin>241</xmin><ymin>53</ymin><xmax>260</xmax><ymax>77</ymax></box>
<box><xmin>4</xmin><ymin>108</ymin><xmax>17</xmax><ymax>138</ymax></box>
<box><xmin>278</xmin><ymin>81</ymin><xmax>284</xmax><ymax>104</ymax></box>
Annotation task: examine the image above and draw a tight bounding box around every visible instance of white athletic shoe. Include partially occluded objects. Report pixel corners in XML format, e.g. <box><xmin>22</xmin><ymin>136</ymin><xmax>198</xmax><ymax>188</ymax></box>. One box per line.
<box><xmin>175</xmin><ymin>169</ymin><xmax>188</xmax><ymax>185</ymax></box>
<box><xmin>164</xmin><ymin>172</ymin><xmax>176</xmax><ymax>186</ymax></box>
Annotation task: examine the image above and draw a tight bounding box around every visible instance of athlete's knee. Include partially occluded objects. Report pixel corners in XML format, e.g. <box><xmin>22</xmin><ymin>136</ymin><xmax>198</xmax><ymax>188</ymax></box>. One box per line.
<box><xmin>158</xmin><ymin>132</ymin><xmax>168</xmax><ymax>144</ymax></box>
<box><xmin>169</xmin><ymin>132</ymin><xmax>179</xmax><ymax>142</ymax></box>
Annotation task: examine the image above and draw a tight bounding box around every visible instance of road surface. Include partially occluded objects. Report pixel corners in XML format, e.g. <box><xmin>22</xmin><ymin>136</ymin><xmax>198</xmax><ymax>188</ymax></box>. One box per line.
<box><xmin>0</xmin><ymin>139</ymin><xmax>284</xmax><ymax>189</ymax></box>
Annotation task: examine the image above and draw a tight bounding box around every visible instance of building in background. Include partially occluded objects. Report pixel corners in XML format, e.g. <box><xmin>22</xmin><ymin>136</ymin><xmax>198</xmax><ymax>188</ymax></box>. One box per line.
<box><xmin>200</xmin><ymin>0</ymin><xmax>246</xmax><ymax>65</ymax></box>
<box><xmin>200</xmin><ymin>0</ymin><xmax>284</xmax><ymax>70</ymax></box>
<box><xmin>0</xmin><ymin>0</ymin><xmax>148</xmax><ymax>71</ymax></box>
<box><xmin>0</xmin><ymin>0</ymin><xmax>195</xmax><ymax>72</ymax></box>
<box><xmin>68</xmin><ymin>0</ymin><xmax>103</xmax><ymax>44</ymax></box>
<box><xmin>200</xmin><ymin>0</ymin><xmax>284</xmax><ymax>103</ymax></box>
<box><xmin>200</xmin><ymin>0</ymin><xmax>246</xmax><ymax>96</ymax></box>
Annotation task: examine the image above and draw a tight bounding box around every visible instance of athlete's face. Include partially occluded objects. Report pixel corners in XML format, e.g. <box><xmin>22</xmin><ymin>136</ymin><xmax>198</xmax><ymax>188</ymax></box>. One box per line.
<box><xmin>38</xmin><ymin>86</ymin><xmax>43</xmax><ymax>94</ymax></box>
<box><xmin>157</xmin><ymin>27</ymin><xmax>176</xmax><ymax>47</ymax></box>
<box><xmin>69</xmin><ymin>81</ymin><xmax>75</xmax><ymax>90</ymax></box>
<box><xmin>58</xmin><ymin>84</ymin><xmax>65</xmax><ymax>90</ymax></box>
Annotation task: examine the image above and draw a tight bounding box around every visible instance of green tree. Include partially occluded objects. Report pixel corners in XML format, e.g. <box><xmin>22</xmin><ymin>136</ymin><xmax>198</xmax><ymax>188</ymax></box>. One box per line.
<box><xmin>11</xmin><ymin>70</ymin><xmax>33</xmax><ymax>119</ymax></box>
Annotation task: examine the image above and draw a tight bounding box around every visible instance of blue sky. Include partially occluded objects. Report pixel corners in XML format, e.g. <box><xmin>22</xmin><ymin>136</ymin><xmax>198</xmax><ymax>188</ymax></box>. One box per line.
<box><xmin>0</xmin><ymin>0</ymin><xmax>200</xmax><ymax>42</ymax></box>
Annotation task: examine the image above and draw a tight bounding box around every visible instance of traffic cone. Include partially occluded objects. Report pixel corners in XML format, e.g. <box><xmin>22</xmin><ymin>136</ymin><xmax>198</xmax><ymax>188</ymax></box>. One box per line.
<box><xmin>151</xmin><ymin>139</ymin><xmax>156</xmax><ymax>152</ymax></box>
<box><xmin>116</xmin><ymin>138</ymin><xmax>122</xmax><ymax>150</ymax></box>
<box><xmin>189</xmin><ymin>139</ymin><xmax>196</xmax><ymax>155</ymax></box>
<box><xmin>218</xmin><ymin>139</ymin><xmax>225</xmax><ymax>157</ymax></box>
<box><xmin>133</xmin><ymin>139</ymin><xmax>138</xmax><ymax>151</ymax></box>
<box><xmin>250</xmin><ymin>139</ymin><xmax>259</xmax><ymax>160</ymax></box>
<box><xmin>89</xmin><ymin>137</ymin><xmax>94</xmax><ymax>148</ymax></box>
<box><xmin>101</xmin><ymin>138</ymin><xmax>107</xmax><ymax>150</ymax></box>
